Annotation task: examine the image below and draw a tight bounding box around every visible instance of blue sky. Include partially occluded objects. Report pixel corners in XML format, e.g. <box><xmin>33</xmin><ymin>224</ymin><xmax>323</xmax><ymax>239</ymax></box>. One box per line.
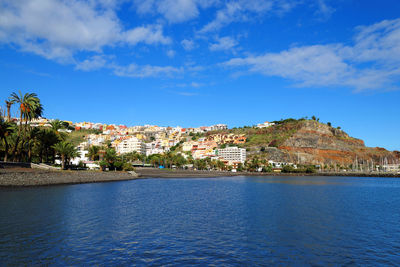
<box><xmin>0</xmin><ymin>0</ymin><xmax>399</xmax><ymax>150</ymax></box>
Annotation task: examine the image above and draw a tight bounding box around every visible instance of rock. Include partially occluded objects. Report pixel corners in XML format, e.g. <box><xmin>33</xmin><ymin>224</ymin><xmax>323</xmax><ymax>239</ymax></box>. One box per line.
<box><xmin>127</xmin><ymin>171</ymin><xmax>139</xmax><ymax>177</ymax></box>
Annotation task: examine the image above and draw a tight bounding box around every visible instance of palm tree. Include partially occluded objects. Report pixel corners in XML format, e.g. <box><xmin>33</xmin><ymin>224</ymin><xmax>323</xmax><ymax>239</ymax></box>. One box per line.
<box><xmin>49</xmin><ymin>119</ymin><xmax>68</xmax><ymax>141</ymax></box>
<box><xmin>10</xmin><ymin>91</ymin><xmax>43</xmax><ymax>132</ymax></box>
<box><xmin>53</xmin><ymin>141</ymin><xmax>79</xmax><ymax>170</ymax></box>
<box><xmin>9</xmin><ymin>91</ymin><xmax>43</xmax><ymax>161</ymax></box>
<box><xmin>216</xmin><ymin>160</ymin><xmax>226</xmax><ymax>171</ymax></box>
<box><xmin>5</xmin><ymin>100</ymin><xmax>13</xmax><ymax>121</ymax></box>
<box><xmin>25</xmin><ymin>127</ymin><xmax>41</xmax><ymax>162</ymax></box>
<box><xmin>105</xmin><ymin>148</ymin><xmax>117</xmax><ymax>169</ymax></box>
<box><xmin>88</xmin><ymin>145</ymin><xmax>100</xmax><ymax>161</ymax></box>
<box><xmin>35</xmin><ymin>128</ymin><xmax>60</xmax><ymax>163</ymax></box>
<box><xmin>50</xmin><ymin>119</ymin><xmax>64</xmax><ymax>132</ymax></box>
<box><xmin>0</xmin><ymin>117</ymin><xmax>14</xmax><ymax>161</ymax></box>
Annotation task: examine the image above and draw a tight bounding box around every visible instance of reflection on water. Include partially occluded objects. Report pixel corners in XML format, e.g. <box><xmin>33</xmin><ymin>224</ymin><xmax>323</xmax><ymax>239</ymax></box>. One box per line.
<box><xmin>255</xmin><ymin>177</ymin><xmax>336</xmax><ymax>185</ymax></box>
<box><xmin>1</xmin><ymin>176</ymin><xmax>400</xmax><ymax>265</ymax></box>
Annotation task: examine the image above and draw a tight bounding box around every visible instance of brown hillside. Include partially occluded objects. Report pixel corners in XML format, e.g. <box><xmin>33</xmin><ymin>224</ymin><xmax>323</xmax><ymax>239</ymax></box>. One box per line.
<box><xmin>242</xmin><ymin>120</ymin><xmax>399</xmax><ymax>166</ymax></box>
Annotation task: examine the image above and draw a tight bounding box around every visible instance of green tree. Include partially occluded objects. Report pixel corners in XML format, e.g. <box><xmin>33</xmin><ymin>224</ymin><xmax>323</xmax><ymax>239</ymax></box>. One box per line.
<box><xmin>99</xmin><ymin>160</ymin><xmax>109</xmax><ymax>171</ymax></box>
<box><xmin>216</xmin><ymin>160</ymin><xmax>226</xmax><ymax>170</ymax></box>
<box><xmin>53</xmin><ymin>141</ymin><xmax>79</xmax><ymax>170</ymax></box>
<box><xmin>105</xmin><ymin>148</ymin><xmax>117</xmax><ymax>169</ymax></box>
<box><xmin>123</xmin><ymin>162</ymin><xmax>134</xmax><ymax>171</ymax></box>
<box><xmin>50</xmin><ymin>119</ymin><xmax>64</xmax><ymax>132</ymax></box>
<box><xmin>25</xmin><ymin>126</ymin><xmax>41</xmax><ymax>162</ymax></box>
<box><xmin>0</xmin><ymin>117</ymin><xmax>14</xmax><ymax>161</ymax></box>
<box><xmin>9</xmin><ymin>91</ymin><xmax>43</xmax><ymax>161</ymax></box>
<box><xmin>5</xmin><ymin>100</ymin><xmax>13</xmax><ymax>121</ymax></box>
<box><xmin>88</xmin><ymin>145</ymin><xmax>100</xmax><ymax>161</ymax></box>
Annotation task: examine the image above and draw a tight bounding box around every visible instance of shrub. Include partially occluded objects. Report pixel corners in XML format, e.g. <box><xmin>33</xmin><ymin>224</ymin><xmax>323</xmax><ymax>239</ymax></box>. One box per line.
<box><xmin>99</xmin><ymin>160</ymin><xmax>109</xmax><ymax>171</ymax></box>
<box><xmin>282</xmin><ymin>165</ymin><xmax>295</xmax><ymax>173</ymax></box>
<box><xmin>123</xmin><ymin>162</ymin><xmax>134</xmax><ymax>171</ymax></box>
<box><xmin>114</xmin><ymin>161</ymin><xmax>124</xmax><ymax>171</ymax></box>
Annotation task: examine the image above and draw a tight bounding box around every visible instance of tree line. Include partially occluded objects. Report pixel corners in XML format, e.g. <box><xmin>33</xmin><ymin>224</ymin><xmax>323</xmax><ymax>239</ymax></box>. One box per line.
<box><xmin>0</xmin><ymin>91</ymin><xmax>78</xmax><ymax>169</ymax></box>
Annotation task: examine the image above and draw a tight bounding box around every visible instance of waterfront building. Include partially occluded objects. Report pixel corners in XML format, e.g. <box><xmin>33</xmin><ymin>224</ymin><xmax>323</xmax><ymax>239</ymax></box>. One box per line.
<box><xmin>115</xmin><ymin>137</ymin><xmax>146</xmax><ymax>155</ymax></box>
<box><xmin>382</xmin><ymin>164</ymin><xmax>400</xmax><ymax>173</ymax></box>
<box><xmin>216</xmin><ymin>146</ymin><xmax>246</xmax><ymax>163</ymax></box>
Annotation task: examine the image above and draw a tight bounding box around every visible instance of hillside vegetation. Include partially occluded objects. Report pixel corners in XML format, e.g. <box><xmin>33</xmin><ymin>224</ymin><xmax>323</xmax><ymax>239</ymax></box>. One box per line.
<box><xmin>210</xmin><ymin>118</ymin><xmax>398</xmax><ymax>166</ymax></box>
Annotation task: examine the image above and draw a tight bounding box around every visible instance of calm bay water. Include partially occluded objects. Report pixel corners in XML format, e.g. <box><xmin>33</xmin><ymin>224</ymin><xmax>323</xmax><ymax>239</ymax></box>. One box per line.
<box><xmin>1</xmin><ymin>176</ymin><xmax>400</xmax><ymax>265</ymax></box>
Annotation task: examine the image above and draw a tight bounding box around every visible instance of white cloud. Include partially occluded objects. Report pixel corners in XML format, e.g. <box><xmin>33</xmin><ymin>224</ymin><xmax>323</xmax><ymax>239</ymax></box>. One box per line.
<box><xmin>113</xmin><ymin>64</ymin><xmax>182</xmax><ymax>78</ymax></box>
<box><xmin>349</xmin><ymin>18</ymin><xmax>400</xmax><ymax>66</ymax></box>
<box><xmin>225</xmin><ymin>45</ymin><xmax>353</xmax><ymax>87</ymax></box>
<box><xmin>0</xmin><ymin>0</ymin><xmax>171</xmax><ymax>62</ymax></box>
<box><xmin>199</xmin><ymin>0</ymin><xmax>296</xmax><ymax>33</ymax></box>
<box><xmin>134</xmin><ymin>0</ymin><xmax>217</xmax><ymax>23</ymax></box>
<box><xmin>75</xmin><ymin>55</ymin><xmax>108</xmax><ymax>71</ymax></box>
<box><xmin>157</xmin><ymin>0</ymin><xmax>199</xmax><ymax>23</ymax></box>
<box><xmin>190</xmin><ymin>82</ymin><xmax>202</xmax><ymax>87</ymax></box>
<box><xmin>223</xmin><ymin>18</ymin><xmax>400</xmax><ymax>91</ymax></box>
<box><xmin>167</xmin><ymin>49</ymin><xmax>176</xmax><ymax>58</ymax></box>
<box><xmin>176</xmin><ymin>81</ymin><xmax>203</xmax><ymax>87</ymax></box>
<box><xmin>181</xmin><ymin>39</ymin><xmax>196</xmax><ymax>50</ymax></box>
<box><xmin>123</xmin><ymin>24</ymin><xmax>171</xmax><ymax>45</ymax></box>
<box><xmin>315</xmin><ymin>0</ymin><xmax>335</xmax><ymax>19</ymax></box>
<box><xmin>209</xmin><ymin>36</ymin><xmax>237</xmax><ymax>51</ymax></box>
<box><xmin>175</xmin><ymin>91</ymin><xmax>199</xmax><ymax>96</ymax></box>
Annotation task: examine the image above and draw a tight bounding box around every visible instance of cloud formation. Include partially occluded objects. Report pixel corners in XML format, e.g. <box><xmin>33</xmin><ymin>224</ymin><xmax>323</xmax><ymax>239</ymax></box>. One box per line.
<box><xmin>0</xmin><ymin>0</ymin><xmax>171</xmax><ymax>62</ymax></box>
<box><xmin>199</xmin><ymin>0</ymin><xmax>297</xmax><ymax>33</ymax></box>
<box><xmin>223</xmin><ymin>18</ymin><xmax>400</xmax><ymax>91</ymax></box>
<box><xmin>209</xmin><ymin>36</ymin><xmax>238</xmax><ymax>51</ymax></box>
<box><xmin>134</xmin><ymin>0</ymin><xmax>217</xmax><ymax>23</ymax></box>
<box><xmin>113</xmin><ymin>64</ymin><xmax>182</xmax><ymax>78</ymax></box>
<box><xmin>75</xmin><ymin>55</ymin><xmax>109</xmax><ymax>71</ymax></box>
<box><xmin>181</xmin><ymin>39</ymin><xmax>196</xmax><ymax>51</ymax></box>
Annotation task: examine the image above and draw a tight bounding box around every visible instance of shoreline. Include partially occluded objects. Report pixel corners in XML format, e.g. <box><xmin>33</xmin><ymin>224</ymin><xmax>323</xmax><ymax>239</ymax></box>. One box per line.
<box><xmin>1</xmin><ymin>167</ymin><xmax>400</xmax><ymax>187</ymax></box>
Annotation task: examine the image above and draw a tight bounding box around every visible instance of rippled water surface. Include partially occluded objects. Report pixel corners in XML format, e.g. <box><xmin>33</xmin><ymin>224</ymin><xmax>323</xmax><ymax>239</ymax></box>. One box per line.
<box><xmin>1</xmin><ymin>176</ymin><xmax>400</xmax><ymax>265</ymax></box>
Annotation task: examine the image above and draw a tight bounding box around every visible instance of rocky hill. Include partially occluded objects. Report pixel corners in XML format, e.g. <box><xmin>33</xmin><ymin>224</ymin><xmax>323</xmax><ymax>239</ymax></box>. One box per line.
<box><xmin>220</xmin><ymin>119</ymin><xmax>399</xmax><ymax>167</ymax></box>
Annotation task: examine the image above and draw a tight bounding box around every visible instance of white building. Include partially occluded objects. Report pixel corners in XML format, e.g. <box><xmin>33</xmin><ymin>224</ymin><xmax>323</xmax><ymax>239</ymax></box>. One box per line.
<box><xmin>115</xmin><ymin>137</ymin><xmax>146</xmax><ymax>155</ymax></box>
<box><xmin>182</xmin><ymin>141</ymin><xmax>195</xmax><ymax>152</ymax></box>
<box><xmin>145</xmin><ymin>142</ymin><xmax>165</xmax><ymax>156</ymax></box>
<box><xmin>211</xmin><ymin>124</ymin><xmax>228</xmax><ymax>131</ymax></box>
<box><xmin>382</xmin><ymin>164</ymin><xmax>400</xmax><ymax>173</ymax></box>
<box><xmin>71</xmin><ymin>149</ymin><xmax>89</xmax><ymax>165</ymax></box>
<box><xmin>216</xmin><ymin>146</ymin><xmax>246</xmax><ymax>163</ymax></box>
<box><xmin>257</xmin><ymin>121</ymin><xmax>275</xmax><ymax>128</ymax></box>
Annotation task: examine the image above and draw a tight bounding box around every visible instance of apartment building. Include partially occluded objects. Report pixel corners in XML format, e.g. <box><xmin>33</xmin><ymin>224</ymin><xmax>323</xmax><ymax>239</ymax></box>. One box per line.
<box><xmin>216</xmin><ymin>146</ymin><xmax>246</xmax><ymax>163</ymax></box>
<box><xmin>115</xmin><ymin>137</ymin><xmax>146</xmax><ymax>155</ymax></box>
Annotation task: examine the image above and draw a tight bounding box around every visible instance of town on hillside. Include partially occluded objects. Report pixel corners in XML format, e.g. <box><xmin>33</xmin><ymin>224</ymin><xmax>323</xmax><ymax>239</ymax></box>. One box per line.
<box><xmin>22</xmin><ymin>117</ymin><xmax>256</xmax><ymax>171</ymax></box>
<box><xmin>1</xmin><ymin>92</ymin><xmax>399</xmax><ymax>173</ymax></box>
<box><xmin>2</xmin><ymin>113</ymin><xmax>400</xmax><ymax>174</ymax></box>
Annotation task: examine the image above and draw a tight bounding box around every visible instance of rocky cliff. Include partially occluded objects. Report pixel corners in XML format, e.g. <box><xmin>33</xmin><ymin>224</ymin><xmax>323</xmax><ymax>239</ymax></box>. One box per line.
<box><xmin>240</xmin><ymin>120</ymin><xmax>399</xmax><ymax>166</ymax></box>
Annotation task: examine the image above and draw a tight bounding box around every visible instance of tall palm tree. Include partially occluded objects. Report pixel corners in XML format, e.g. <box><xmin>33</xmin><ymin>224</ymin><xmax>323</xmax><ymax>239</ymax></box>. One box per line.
<box><xmin>49</xmin><ymin>119</ymin><xmax>68</xmax><ymax>141</ymax></box>
<box><xmin>5</xmin><ymin>100</ymin><xmax>13</xmax><ymax>121</ymax></box>
<box><xmin>88</xmin><ymin>145</ymin><xmax>100</xmax><ymax>161</ymax></box>
<box><xmin>35</xmin><ymin>128</ymin><xmax>60</xmax><ymax>163</ymax></box>
<box><xmin>9</xmin><ymin>91</ymin><xmax>43</xmax><ymax>161</ymax></box>
<box><xmin>53</xmin><ymin>141</ymin><xmax>79</xmax><ymax>170</ymax></box>
<box><xmin>10</xmin><ymin>91</ymin><xmax>42</xmax><ymax>132</ymax></box>
<box><xmin>25</xmin><ymin>127</ymin><xmax>41</xmax><ymax>162</ymax></box>
<box><xmin>0</xmin><ymin>117</ymin><xmax>14</xmax><ymax>161</ymax></box>
<box><xmin>50</xmin><ymin>119</ymin><xmax>64</xmax><ymax>132</ymax></box>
